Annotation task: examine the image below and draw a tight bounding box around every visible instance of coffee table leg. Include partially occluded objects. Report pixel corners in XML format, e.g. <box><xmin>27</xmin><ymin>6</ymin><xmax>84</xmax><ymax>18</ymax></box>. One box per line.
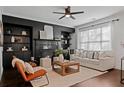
<box><xmin>62</xmin><ymin>66</ymin><xmax>66</xmax><ymax>76</ymax></box>
<box><xmin>77</xmin><ymin>64</ymin><xmax>80</xmax><ymax>71</ymax></box>
<box><xmin>51</xmin><ymin>61</ymin><xmax>54</xmax><ymax>70</ymax></box>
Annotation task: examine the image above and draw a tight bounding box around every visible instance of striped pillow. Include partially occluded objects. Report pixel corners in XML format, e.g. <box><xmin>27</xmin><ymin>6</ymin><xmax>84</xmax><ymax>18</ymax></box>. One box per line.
<box><xmin>87</xmin><ymin>51</ymin><xmax>94</xmax><ymax>59</ymax></box>
<box><xmin>82</xmin><ymin>50</ymin><xmax>87</xmax><ymax>58</ymax></box>
<box><xmin>93</xmin><ymin>51</ymin><xmax>99</xmax><ymax>59</ymax></box>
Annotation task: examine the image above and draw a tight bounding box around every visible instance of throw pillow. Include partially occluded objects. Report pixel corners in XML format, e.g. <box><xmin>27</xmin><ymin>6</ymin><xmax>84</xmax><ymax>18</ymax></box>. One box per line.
<box><xmin>25</xmin><ymin>62</ymin><xmax>34</xmax><ymax>74</ymax></box>
<box><xmin>87</xmin><ymin>51</ymin><xmax>94</xmax><ymax>59</ymax></box>
<box><xmin>79</xmin><ymin>49</ymin><xmax>84</xmax><ymax>57</ymax></box>
<box><xmin>93</xmin><ymin>51</ymin><xmax>99</xmax><ymax>59</ymax></box>
<box><xmin>12</xmin><ymin>57</ymin><xmax>26</xmax><ymax>69</ymax></box>
<box><xmin>82</xmin><ymin>50</ymin><xmax>87</xmax><ymax>58</ymax></box>
<box><xmin>75</xmin><ymin>49</ymin><xmax>80</xmax><ymax>56</ymax></box>
<box><xmin>99</xmin><ymin>51</ymin><xmax>104</xmax><ymax>58</ymax></box>
<box><xmin>99</xmin><ymin>51</ymin><xmax>113</xmax><ymax>58</ymax></box>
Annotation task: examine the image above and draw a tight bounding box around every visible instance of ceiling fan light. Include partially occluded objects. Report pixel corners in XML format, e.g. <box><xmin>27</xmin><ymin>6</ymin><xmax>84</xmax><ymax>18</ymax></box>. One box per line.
<box><xmin>65</xmin><ymin>14</ymin><xmax>70</xmax><ymax>17</ymax></box>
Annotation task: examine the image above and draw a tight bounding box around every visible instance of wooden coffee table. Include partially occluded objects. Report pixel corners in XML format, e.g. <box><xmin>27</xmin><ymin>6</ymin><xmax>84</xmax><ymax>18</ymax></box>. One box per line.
<box><xmin>53</xmin><ymin>61</ymin><xmax>80</xmax><ymax>76</ymax></box>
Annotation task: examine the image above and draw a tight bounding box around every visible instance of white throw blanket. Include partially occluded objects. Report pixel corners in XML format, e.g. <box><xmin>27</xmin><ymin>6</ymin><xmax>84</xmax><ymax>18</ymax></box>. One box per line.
<box><xmin>11</xmin><ymin>58</ymin><xmax>26</xmax><ymax>68</ymax></box>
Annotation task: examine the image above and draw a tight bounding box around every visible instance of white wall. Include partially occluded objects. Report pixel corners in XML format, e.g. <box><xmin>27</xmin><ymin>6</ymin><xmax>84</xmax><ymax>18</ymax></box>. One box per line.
<box><xmin>70</xmin><ymin>33</ymin><xmax>76</xmax><ymax>49</ymax></box>
<box><xmin>0</xmin><ymin>7</ymin><xmax>3</xmax><ymax>80</ymax></box>
<box><xmin>74</xmin><ymin>10</ymin><xmax>124</xmax><ymax>70</ymax></box>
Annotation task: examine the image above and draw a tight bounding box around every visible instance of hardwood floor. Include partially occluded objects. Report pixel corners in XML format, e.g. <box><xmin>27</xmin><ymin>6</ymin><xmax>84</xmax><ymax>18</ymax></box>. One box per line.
<box><xmin>71</xmin><ymin>69</ymin><xmax>124</xmax><ymax>87</ymax></box>
<box><xmin>0</xmin><ymin>68</ymin><xmax>124</xmax><ymax>87</ymax></box>
<box><xmin>0</xmin><ymin>69</ymin><xmax>32</xmax><ymax>87</ymax></box>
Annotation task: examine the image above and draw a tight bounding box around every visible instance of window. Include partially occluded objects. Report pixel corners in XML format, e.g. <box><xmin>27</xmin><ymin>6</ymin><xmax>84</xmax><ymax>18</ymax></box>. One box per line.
<box><xmin>78</xmin><ymin>24</ymin><xmax>111</xmax><ymax>51</ymax></box>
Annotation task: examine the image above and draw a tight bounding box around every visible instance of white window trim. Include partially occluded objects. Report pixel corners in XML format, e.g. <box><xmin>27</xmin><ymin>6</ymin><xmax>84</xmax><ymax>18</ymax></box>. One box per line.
<box><xmin>77</xmin><ymin>22</ymin><xmax>112</xmax><ymax>51</ymax></box>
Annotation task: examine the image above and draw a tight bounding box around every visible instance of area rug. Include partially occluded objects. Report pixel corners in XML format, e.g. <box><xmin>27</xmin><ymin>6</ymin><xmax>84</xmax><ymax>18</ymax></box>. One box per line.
<box><xmin>30</xmin><ymin>66</ymin><xmax>107</xmax><ymax>87</ymax></box>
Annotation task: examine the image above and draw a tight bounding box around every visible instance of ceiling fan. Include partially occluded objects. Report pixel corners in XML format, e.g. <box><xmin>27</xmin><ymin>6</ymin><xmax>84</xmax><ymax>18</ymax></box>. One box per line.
<box><xmin>53</xmin><ymin>6</ymin><xmax>84</xmax><ymax>20</ymax></box>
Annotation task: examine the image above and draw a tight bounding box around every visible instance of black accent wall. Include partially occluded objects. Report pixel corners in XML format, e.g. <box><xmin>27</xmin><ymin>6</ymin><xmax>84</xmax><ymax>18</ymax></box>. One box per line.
<box><xmin>2</xmin><ymin>15</ymin><xmax>75</xmax><ymax>58</ymax></box>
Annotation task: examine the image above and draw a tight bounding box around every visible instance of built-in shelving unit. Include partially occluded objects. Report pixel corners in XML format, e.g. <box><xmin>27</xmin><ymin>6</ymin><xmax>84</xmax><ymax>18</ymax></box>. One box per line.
<box><xmin>61</xmin><ymin>32</ymin><xmax>72</xmax><ymax>49</ymax></box>
<box><xmin>3</xmin><ymin>23</ymin><xmax>32</xmax><ymax>69</ymax></box>
<box><xmin>34</xmin><ymin>39</ymin><xmax>61</xmax><ymax>60</ymax></box>
<box><xmin>34</xmin><ymin>38</ymin><xmax>60</xmax><ymax>41</ymax></box>
<box><xmin>4</xmin><ymin>34</ymin><xmax>30</xmax><ymax>37</ymax></box>
<box><xmin>2</xmin><ymin>15</ymin><xmax>75</xmax><ymax>69</ymax></box>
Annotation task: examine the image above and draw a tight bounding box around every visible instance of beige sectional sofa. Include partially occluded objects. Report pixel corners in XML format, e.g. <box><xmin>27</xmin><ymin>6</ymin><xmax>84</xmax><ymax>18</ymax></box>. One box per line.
<box><xmin>70</xmin><ymin>50</ymin><xmax>115</xmax><ymax>71</ymax></box>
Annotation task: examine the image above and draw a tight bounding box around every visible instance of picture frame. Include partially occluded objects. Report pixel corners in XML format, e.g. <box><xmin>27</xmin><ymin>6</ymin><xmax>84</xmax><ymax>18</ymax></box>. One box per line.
<box><xmin>44</xmin><ymin>25</ymin><xmax>53</xmax><ymax>39</ymax></box>
<box><xmin>39</xmin><ymin>30</ymin><xmax>46</xmax><ymax>39</ymax></box>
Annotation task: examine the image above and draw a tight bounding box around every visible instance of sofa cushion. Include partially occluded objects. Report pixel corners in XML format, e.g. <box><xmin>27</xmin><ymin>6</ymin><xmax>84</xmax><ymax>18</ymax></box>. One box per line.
<box><xmin>87</xmin><ymin>51</ymin><xmax>94</xmax><ymax>59</ymax></box>
<box><xmin>79</xmin><ymin>49</ymin><xmax>84</xmax><ymax>57</ymax></box>
<box><xmin>99</xmin><ymin>51</ymin><xmax>113</xmax><ymax>58</ymax></box>
<box><xmin>75</xmin><ymin>49</ymin><xmax>80</xmax><ymax>56</ymax></box>
<box><xmin>81</xmin><ymin>58</ymin><xmax>89</xmax><ymax>63</ymax></box>
<box><xmin>88</xmin><ymin>59</ymin><xmax>100</xmax><ymax>65</ymax></box>
<box><xmin>80</xmin><ymin>49</ymin><xmax>84</xmax><ymax>54</ymax></box>
<box><xmin>88</xmin><ymin>59</ymin><xmax>99</xmax><ymax>62</ymax></box>
<box><xmin>82</xmin><ymin>58</ymin><xmax>89</xmax><ymax>61</ymax></box>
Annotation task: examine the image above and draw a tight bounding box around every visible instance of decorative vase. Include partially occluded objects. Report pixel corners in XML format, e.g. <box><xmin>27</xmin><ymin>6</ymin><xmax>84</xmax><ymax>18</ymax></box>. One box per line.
<box><xmin>59</xmin><ymin>54</ymin><xmax>64</xmax><ymax>62</ymax></box>
<box><xmin>31</xmin><ymin>57</ymin><xmax>34</xmax><ymax>61</ymax></box>
<box><xmin>11</xmin><ymin>36</ymin><xmax>15</xmax><ymax>42</ymax></box>
<box><xmin>22</xmin><ymin>31</ymin><xmax>27</xmax><ymax>35</ymax></box>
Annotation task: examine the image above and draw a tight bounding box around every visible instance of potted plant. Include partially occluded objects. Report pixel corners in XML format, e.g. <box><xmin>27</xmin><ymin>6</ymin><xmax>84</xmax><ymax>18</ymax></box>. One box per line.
<box><xmin>54</xmin><ymin>49</ymin><xmax>70</xmax><ymax>60</ymax></box>
<box><xmin>54</xmin><ymin>49</ymin><xmax>63</xmax><ymax>57</ymax></box>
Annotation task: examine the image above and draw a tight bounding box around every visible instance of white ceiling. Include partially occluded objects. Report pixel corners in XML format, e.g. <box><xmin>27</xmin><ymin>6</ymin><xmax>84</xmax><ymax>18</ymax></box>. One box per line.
<box><xmin>2</xmin><ymin>6</ymin><xmax>124</xmax><ymax>28</ymax></box>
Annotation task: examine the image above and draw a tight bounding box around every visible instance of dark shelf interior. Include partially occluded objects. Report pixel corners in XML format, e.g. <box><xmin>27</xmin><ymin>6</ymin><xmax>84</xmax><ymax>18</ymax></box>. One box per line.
<box><xmin>3</xmin><ymin>23</ymin><xmax>33</xmax><ymax>70</ymax></box>
<box><xmin>34</xmin><ymin>38</ymin><xmax>61</xmax><ymax>41</ymax></box>
<box><xmin>34</xmin><ymin>39</ymin><xmax>61</xmax><ymax>58</ymax></box>
<box><xmin>4</xmin><ymin>50</ymin><xmax>31</xmax><ymax>53</ymax></box>
<box><xmin>2</xmin><ymin>15</ymin><xmax>75</xmax><ymax>70</ymax></box>
<box><xmin>3</xmin><ymin>23</ymin><xmax>32</xmax><ymax>52</ymax></box>
<box><xmin>61</xmin><ymin>32</ymin><xmax>71</xmax><ymax>49</ymax></box>
<box><xmin>4</xmin><ymin>42</ymin><xmax>30</xmax><ymax>44</ymax></box>
<box><xmin>4</xmin><ymin>34</ymin><xmax>30</xmax><ymax>37</ymax></box>
<box><xmin>61</xmin><ymin>38</ymin><xmax>71</xmax><ymax>40</ymax></box>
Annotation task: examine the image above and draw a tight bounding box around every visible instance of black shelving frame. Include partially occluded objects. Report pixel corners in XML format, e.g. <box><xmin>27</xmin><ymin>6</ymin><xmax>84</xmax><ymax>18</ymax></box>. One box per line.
<box><xmin>3</xmin><ymin>23</ymin><xmax>33</xmax><ymax>69</ymax></box>
<box><xmin>34</xmin><ymin>39</ymin><xmax>60</xmax><ymax>60</ymax></box>
<box><xmin>61</xmin><ymin>31</ymin><xmax>72</xmax><ymax>49</ymax></box>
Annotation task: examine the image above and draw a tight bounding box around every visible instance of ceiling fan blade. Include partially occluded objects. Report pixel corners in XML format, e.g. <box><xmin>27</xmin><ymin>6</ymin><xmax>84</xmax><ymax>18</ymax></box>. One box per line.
<box><xmin>53</xmin><ymin>12</ymin><xmax>65</xmax><ymax>14</ymax></box>
<box><xmin>70</xmin><ymin>15</ymin><xmax>76</xmax><ymax>20</ymax></box>
<box><xmin>71</xmin><ymin>11</ymin><xmax>84</xmax><ymax>15</ymax></box>
<box><xmin>59</xmin><ymin>15</ymin><xmax>65</xmax><ymax>20</ymax></box>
